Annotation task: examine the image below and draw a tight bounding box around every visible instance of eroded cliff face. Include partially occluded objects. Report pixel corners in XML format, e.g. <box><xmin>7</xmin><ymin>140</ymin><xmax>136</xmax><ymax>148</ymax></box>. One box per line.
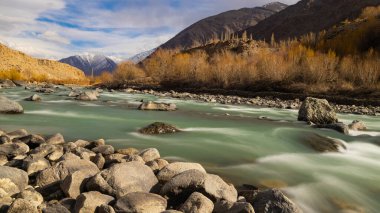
<box><xmin>0</xmin><ymin>43</ymin><xmax>87</xmax><ymax>82</ymax></box>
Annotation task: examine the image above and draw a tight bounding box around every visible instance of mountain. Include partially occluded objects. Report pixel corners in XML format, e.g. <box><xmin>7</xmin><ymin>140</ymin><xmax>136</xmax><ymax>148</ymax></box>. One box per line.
<box><xmin>59</xmin><ymin>54</ymin><xmax>117</xmax><ymax>76</ymax></box>
<box><xmin>241</xmin><ymin>0</ymin><xmax>380</xmax><ymax>41</ymax></box>
<box><xmin>128</xmin><ymin>49</ymin><xmax>156</xmax><ymax>64</ymax></box>
<box><xmin>160</xmin><ymin>2</ymin><xmax>288</xmax><ymax>50</ymax></box>
<box><xmin>0</xmin><ymin>43</ymin><xmax>86</xmax><ymax>82</ymax></box>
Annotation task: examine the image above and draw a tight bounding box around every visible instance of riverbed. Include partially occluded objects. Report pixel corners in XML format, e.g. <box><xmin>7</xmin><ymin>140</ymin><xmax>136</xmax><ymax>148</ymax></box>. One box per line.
<box><xmin>1</xmin><ymin>87</ymin><xmax>379</xmax><ymax>213</ymax></box>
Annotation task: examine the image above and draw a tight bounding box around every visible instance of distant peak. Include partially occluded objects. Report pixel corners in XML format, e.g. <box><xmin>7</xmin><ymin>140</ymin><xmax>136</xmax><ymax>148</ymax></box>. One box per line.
<box><xmin>262</xmin><ymin>2</ymin><xmax>288</xmax><ymax>12</ymax></box>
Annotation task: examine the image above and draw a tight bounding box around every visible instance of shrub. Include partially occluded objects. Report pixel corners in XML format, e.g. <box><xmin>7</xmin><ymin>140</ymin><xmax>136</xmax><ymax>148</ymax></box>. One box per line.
<box><xmin>113</xmin><ymin>62</ymin><xmax>146</xmax><ymax>84</ymax></box>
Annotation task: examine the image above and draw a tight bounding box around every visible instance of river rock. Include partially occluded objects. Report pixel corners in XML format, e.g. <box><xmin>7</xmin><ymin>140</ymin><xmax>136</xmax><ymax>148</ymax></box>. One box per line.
<box><xmin>0</xmin><ymin>96</ymin><xmax>24</xmax><ymax>114</ymax></box>
<box><xmin>46</xmin><ymin>133</ymin><xmax>65</xmax><ymax>145</ymax></box>
<box><xmin>0</xmin><ymin>178</ymin><xmax>19</xmax><ymax>198</ymax></box>
<box><xmin>75</xmin><ymin>91</ymin><xmax>98</xmax><ymax>101</ymax></box>
<box><xmin>0</xmin><ymin>79</ymin><xmax>16</xmax><ymax>88</ymax></box>
<box><xmin>17</xmin><ymin>134</ymin><xmax>45</xmax><ymax>148</ymax></box>
<box><xmin>241</xmin><ymin>189</ymin><xmax>301</xmax><ymax>213</ymax></box>
<box><xmin>0</xmin><ymin>155</ymin><xmax>7</xmax><ymax>166</ymax></box>
<box><xmin>36</xmin><ymin>159</ymin><xmax>99</xmax><ymax>187</ymax></box>
<box><xmin>25</xmin><ymin>94</ymin><xmax>41</xmax><ymax>101</ymax></box>
<box><xmin>139</xmin><ymin>122</ymin><xmax>181</xmax><ymax>135</ymax></box>
<box><xmin>7</xmin><ymin>198</ymin><xmax>39</xmax><ymax>213</ymax></box>
<box><xmin>303</xmin><ymin>133</ymin><xmax>347</xmax><ymax>153</ymax></box>
<box><xmin>315</xmin><ymin>123</ymin><xmax>349</xmax><ymax>135</ymax></box>
<box><xmin>138</xmin><ymin>101</ymin><xmax>177</xmax><ymax>111</ymax></box>
<box><xmin>7</xmin><ymin>129</ymin><xmax>29</xmax><ymax>140</ymax></box>
<box><xmin>0</xmin><ymin>142</ymin><xmax>29</xmax><ymax>157</ymax></box>
<box><xmin>139</xmin><ymin>148</ymin><xmax>160</xmax><ymax>162</ymax></box>
<box><xmin>157</xmin><ymin>162</ymin><xmax>206</xmax><ymax>182</ymax></box>
<box><xmin>298</xmin><ymin>97</ymin><xmax>338</xmax><ymax>125</ymax></box>
<box><xmin>213</xmin><ymin>200</ymin><xmax>255</xmax><ymax>213</ymax></box>
<box><xmin>74</xmin><ymin>191</ymin><xmax>114</xmax><ymax>213</ymax></box>
<box><xmin>29</xmin><ymin>144</ymin><xmax>60</xmax><ymax>158</ymax></box>
<box><xmin>116</xmin><ymin>148</ymin><xmax>139</xmax><ymax>155</ymax></box>
<box><xmin>114</xmin><ymin>192</ymin><xmax>167</xmax><ymax>213</ymax></box>
<box><xmin>43</xmin><ymin>203</ymin><xmax>71</xmax><ymax>213</ymax></box>
<box><xmin>16</xmin><ymin>187</ymin><xmax>44</xmax><ymax>207</ymax></box>
<box><xmin>92</xmin><ymin>145</ymin><xmax>114</xmax><ymax>155</ymax></box>
<box><xmin>160</xmin><ymin>169</ymin><xmax>237</xmax><ymax>205</ymax></box>
<box><xmin>61</xmin><ymin>170</ymin><xmax>97</xmax><ymax>199</ymax></box>
<box><xmin>35</xmin><ymin>88</ymin><xmax>54</xmax><ymax>93</ymax></box>
<box><xmin>348</xmin><ymin>120</ymin><xmax>367</xmax><ymax>131</ymax></box>
<box><xmin>92</xmin><ymin>153</ymin><xmax>105</xmax><ymax>169</ymax></box>
<box><xmin>179</xmin><ymin>192</ymin><xmax>214</xmax><ymax>213</ymax></box>
<box><xmin>97</xmin><ymin>204</ymin><xmax>115</xmax><ymax>213</ymax></box>
<box><xmin>22</xmin><ymin>156</ymin><xmax>51</xmax><ymax>175</ymax></box>
<box><xmin>86</xmin><ymin>161</ymin><xmax>158</xmax><ymax>198</ymax></box>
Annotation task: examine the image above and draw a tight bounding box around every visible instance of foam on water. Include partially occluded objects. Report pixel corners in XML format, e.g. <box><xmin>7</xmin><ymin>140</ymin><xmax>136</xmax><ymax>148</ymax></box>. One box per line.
<box><xmin>26</xmin><ymin>110</ymin><xmax>124</xmax><ymax>121</ymax></box>
<box><xmin>182</xmin><ymin>127</ymin><xmax>252</xmax><ymax>136</ymax></box>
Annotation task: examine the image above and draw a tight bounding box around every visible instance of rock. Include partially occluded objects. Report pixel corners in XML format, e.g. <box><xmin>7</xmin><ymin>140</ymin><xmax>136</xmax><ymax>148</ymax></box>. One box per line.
<box><xmin>73</xmin><ymin>139</ymin><xmax>90</xmax><ymax>148</ymax></box>
<box><xmin>92</xmin><ymin>153</ymin><xmax>105</xmax><ymax>169</ymax></box>
<box><xmin>7</xmin><ymin>198</ymin><xmax>38</xmax><ymax>213</ymax></box>
<box><xmin>0</xmin><ymin>96</ymin><xmax>24</xmax><ymax>114</ymax></box>
<box><xmin>68</xmin><ymin>91</ymin><xmax>80</xmax><ymax>97</ymax></box>
<box><xmin>160</xmin><ymin>170</ymin><xmax>237</xmax><ymax>205</ymax></box>
<box><xmin>97</xmin><ymin>204</ymin><xmax>115</xmax><ymax>213</ymax></box>
<box><xmin>61</xmin><ymin>170</ymin><xmax>97</xmax><ymax>199</ymax></box>
<box><xmin>0</xmin><ymin>166</ymin><xmax>28</xmax><ymax>195</ymax></box>
<box><xmin>298</xmin><ymin>97</ymin><xmax>338</xmax><ymax>125</ymax></box>
<box><xmin>138</xmin><ymin>101</ymin><xmax>177</xmax><ymax>111</ymax></box>
<box><xmin>157</xmin><ymin>162</ymin><xmax>206</xmax><ymax>183</ymax></box>
<box><xmin>36</xmin><ymin>182</ymin><xmax>65</xmax><ymax>202</ymax></box>
<box><xmin>117</xmin><ymin>148</ymin><xmax>139</xmax><ymax>155</ymax></box>
<box><xmin>303</xmin><ymin>133</ymin><xmax>347</xmax><ymax>153</ymax></box>
<box><xmin>0</xmin><ymin>79</ymin><xmax>16</xmax><ymax>88</ymax></box>
<box><xmin>241</xmin><ymin>189</ymin><xmax>301</xmax><ymax>213</ymax></box>
<box><xmin>315</xmin><ymin>123</ymin><xmax>349</xmax><ymax>135</ymax></box>
<box><xmin>348</xmin><ymin>120</ymin><xmax>367</xmax><ymax>131</ymax></box>
<box><xmin>46</xmin><ymin>133</ymin><xmax>65</xmax><ymax>145</ymax></box>
<box><xmin>74</xmin><ymin>191</ymin><xmax>114</xmax><ymax>213</ymax></box>
<box><xmin>30</xmin><ymin>144</ymin><xmax>60</xmax><ymax>158</ymax></box>
<box><xmin>25</xmin><ymin>94</ymin><xmax>41</xmax><ymax>101</ymax></box>
<box><xmin>22</xmin><ymin>156</ymin><xmax>51</xmax><ymax>175</ymax></box>
<box><xmin>139</xmin><ymin>148</ymin><xmax>160</xmax><ymax>162</ymax></box>
<box><xmin>35</xmin><ymin>88</ymin><xmax>54</xmax><ymax>93</ymax></box>
<box><xmin>179</xmin><ymin>192</ymin><xmax>214</xmax><ymax>213</ymax></box>
<box><xmin>75</xmin><ymin>91</ymin><xmax>98</xmax><ymax>101</ymax></box>
<box><xmin>92</xmin><ymin>145</ymin><xmax>114</xmax><ymax>155</ymax></box>
<box><xmin>139</xmin><ymin>122</ymin><xmax>181</xmax><ymax>135</ymax></box>
<box><xmin>213</xmin><ymin>200</ymin><xmax>255</xmax><ymax>213</ymax></box>
<box><xmin>47</xmin><ymin>145</ymin><xmax>64</xmax><ymax>161</ymax></box>
<box><xmin>0</xmin><ymin>142</ymin><xmax>29</xmax><ymax>157</ymax></box>
<box><xmin>16</xmin><ymin>187</ymin><xmax>43</xmax><ymax>207</ymax></box>
<box><xmin>104</xmin><ymin>153</ymin><xmax>127</xmax><ymax>167</ymax></box>
<box><xmin>0</xmin><ymin>155</ymin><xmax>7</xmax><ymax>166</ymax></box>
<box><xmin>86</xmin><ymin>162</ymin><xmax>158</xmax><ymax>198</ymax></box>
<box><xmin>0</xmin><ymin>135</ymin><xmax>11</xmax><ymax>144</ymax></box>
<box><xmin>114</xmin><ymin>192</ymin><xmax>167</xmax><ymax>213</ymax></box>
<box><xmin>7</xmin><ymin>129</ymin><xmax>29</xmax><ymax>140</ymax></box>
<box><xmin>60</xmin><ymin>153</ymin><xmax>81</xmax><ymax>161</ymax></box>
<box><xmin>59</xmin><ymin>198</ymin><xmax>76</xmax><ymax>213</ymax></box>
<box><xmin>43</xmin><ymin>203</ymin><xmax>71</xmax><ymax>213</ymax></box>
<box><xmin>36</xmin><ymin>159</ymin><xmax>99</xmax><ymax>187</ymax></box>
<box><xmin>17</xmin><ymin>134</ymin><xmax>45</xmax><ymax>148</ymax></box>
<box><xmin>0</xmin><ymin>178</ymin><xmax>19</xmax><ymax>198</ymax></box>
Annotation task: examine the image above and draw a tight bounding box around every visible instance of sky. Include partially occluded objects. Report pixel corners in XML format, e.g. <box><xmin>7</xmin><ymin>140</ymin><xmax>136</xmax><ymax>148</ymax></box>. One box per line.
<box><xmin>0</xmin><ymin>0</ymin><xmax>299</xmax><ymax>61</ymax></box>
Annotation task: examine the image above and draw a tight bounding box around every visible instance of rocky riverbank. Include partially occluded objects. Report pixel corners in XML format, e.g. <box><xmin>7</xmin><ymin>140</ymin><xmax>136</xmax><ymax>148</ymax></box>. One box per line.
<box><xmin>0</xmin><ymin>129</ymin><xmax>301</xmax><ymax>213</ymax></box>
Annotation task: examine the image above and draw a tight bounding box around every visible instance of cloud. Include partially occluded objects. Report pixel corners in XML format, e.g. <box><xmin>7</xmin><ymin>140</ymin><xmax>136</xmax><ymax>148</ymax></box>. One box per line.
<box><xmin>0</xmin><ymin>0</ymin><xmax>300</xmax><ymax>60</ymax></box>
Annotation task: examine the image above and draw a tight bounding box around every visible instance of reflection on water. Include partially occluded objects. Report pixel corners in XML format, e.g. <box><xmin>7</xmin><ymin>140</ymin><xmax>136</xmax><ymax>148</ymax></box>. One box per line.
<box><xmin>1</xmin><ymin>87</ymin><xmax>380</xmax><ymax>212</ymax></box>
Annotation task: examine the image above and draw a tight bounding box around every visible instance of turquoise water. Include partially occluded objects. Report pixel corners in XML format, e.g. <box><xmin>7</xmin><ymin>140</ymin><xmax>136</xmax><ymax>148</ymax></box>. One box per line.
<box><xmin>1</xmin><ymin>87</ymin><xmax>380</xmax><ymax>213</ymax></box>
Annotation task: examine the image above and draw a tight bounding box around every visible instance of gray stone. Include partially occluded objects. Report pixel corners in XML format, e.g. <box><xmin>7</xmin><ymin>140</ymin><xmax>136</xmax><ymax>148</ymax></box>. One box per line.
<box><xmin>138</xmin><ymin>101</ymin><xmax>177</xmax><ymax>111</ymax></box>
<box><xmin>46</xmin><ymin>133</ymin><xmax>65</xmax><ymax>145</ymax></box>
<box><xmin>303</xmin><ymin>133</ymin><xmax>347</xmax><ymax>152</ymax></box>
<box><xmin>86</xmin><ymin>162</ymin><xmax>158</xmax><ymax>198</ymax></box>
<box><xmin>157</xmin><ymin>162</ymin><xmax>206</xmax><ymax>182</ymax></box>
<box><xmin>114</xmin><ymin>192</ymin><xmax>167</xmax><ymax>213</ymax></box>
<box><xmin>0</xmin><ymin>166</ymin><xmax>28</xmax><ymax>195</ymax></box>
<box><xmin>16</xmin><ymin>187</ymin><xmax>43</xmax><ymax>207</ymax></box>
<box><xmin>74</xmin><ymin>191</ymin><xmax>114</xmax><ymax>213</ymax></box>
<box><xmin>92</xmin><ymin>145</ymin><xmax>114</xmax><ymax>155</ymax></box>
<box><xmin>180</xmin><ymin>192</ymin><xmax>214</xmax><ymax>213</ymax></box>
<box><xmin>7</xmin><ymin>198</ymin><xmax>38</xmax><ymax>213</ymax></box>
<box><xmin>139</xmin><ymin>122</ymin><xmax>180</xmax><ymax>135</ymax></box>
<box><xmin>298</xmin><ymin>97</ymin><xmax>338</xmax><ymax>125</ymax></box>
<box><xmin>139</xmin><ymin>148</ymin><xmax>160</xmax><ymax>162</ymax></box>
<box><xmin>213</xmin><ymin>200</ymin><xmax>255</xmax><ymax>213</ymax></box>
<box><xmin>25</xmin><ymin>94</ymin><xmax>41</xmax><ymax>101</ymax></box>
<box><xmin>61</xmin><ymin>170</ymin><xmax>98</xmax><ymax>199</ymax></box>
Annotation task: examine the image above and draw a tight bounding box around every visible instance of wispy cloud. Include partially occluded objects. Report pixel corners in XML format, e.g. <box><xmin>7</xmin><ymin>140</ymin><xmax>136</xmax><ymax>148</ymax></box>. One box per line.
<box><xmin>0</xmin><ymin>0</ymin><xmax>299</xmax><ymax>60</ymax></box>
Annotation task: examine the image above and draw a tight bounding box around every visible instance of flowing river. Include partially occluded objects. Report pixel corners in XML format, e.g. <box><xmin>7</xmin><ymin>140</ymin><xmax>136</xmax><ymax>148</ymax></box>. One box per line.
<box><xmin>1</xmin><ymin>87</ymin><xmax>380</xmax><ymax>213</ymax></box>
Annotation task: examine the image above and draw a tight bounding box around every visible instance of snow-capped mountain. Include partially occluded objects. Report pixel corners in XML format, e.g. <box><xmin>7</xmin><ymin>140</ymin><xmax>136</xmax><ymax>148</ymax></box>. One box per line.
<box><xmin>59</xmin><ymin>54</ymin><xmax>117</xmax><ymax>76</ymax></box>
<box><xmin>128</xmin><ymin>49</ymin><xmax>156</xmax><ymax>64</ymax></box>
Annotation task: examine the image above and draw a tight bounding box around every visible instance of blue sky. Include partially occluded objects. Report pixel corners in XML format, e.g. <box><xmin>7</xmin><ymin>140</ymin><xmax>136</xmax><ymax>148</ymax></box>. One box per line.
<box><xmin>0</xmin><ymin>0</ymin><xmax>299</xmax><ymax>61</ymax></box>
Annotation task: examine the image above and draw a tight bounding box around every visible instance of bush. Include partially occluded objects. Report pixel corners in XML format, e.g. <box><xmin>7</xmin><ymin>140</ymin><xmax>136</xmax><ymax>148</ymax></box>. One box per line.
<box><xmin>0</xmin><ymin>69</ymin><xmax>22</xmax><ymax>81</ymax></box>
<box><xmin>113</xmin><ymin>62</ymin><xmax>146</xmax><ymax>84</ymax></box>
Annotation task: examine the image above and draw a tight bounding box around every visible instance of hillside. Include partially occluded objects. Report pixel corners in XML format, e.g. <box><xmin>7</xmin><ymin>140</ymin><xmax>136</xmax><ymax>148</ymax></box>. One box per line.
<box><xmin>160</xmin><ymin>2</ymin><xmax>287</xmax><ymax>50</ymax></box>
<box><xmin>59</xmin><ymin>54</ymin><xmax>117</xmax><ymax>76</ymax></box>
<box><xmin>0</xmin><ymin>43</ymin><xmax>86</xmax><ymax>83</ymax></box>
<box><xmin>242</xmin><ymin>0</ymin><xmax>380</xmax><ymax>41</ymax></box>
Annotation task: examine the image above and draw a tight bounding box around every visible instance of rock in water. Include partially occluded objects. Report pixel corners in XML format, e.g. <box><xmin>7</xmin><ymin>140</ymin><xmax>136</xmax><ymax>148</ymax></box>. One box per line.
<box><xmin>0</xmin><ymin>79</ymin><xmax>16</xmax><ymax>88</ymax></box>
<box><xmin>139</xmin><ymin>122</ymin><xmax>180</xmax><ymax>135</ymax></box>
<box><xmin>298</xmin><ymin>97</ymin><xmax>338</xmax><ymax>125</ymax></box>
<box><xmin>303</xmin><ymin>133</ymin><xmax>347</xmax><ymax>152</ymax></box>
<box><xmin>0</xmin><ymin>96</ymin><xmax>24</xmax><ymax>114</ymax></box>
<box><xmin>138</xmin><ymin>101</ymin><xmax>177</xmax><ymax>111</ymax></box>
<box><xmin>75</xmin><ymin>91</ymin><xmax>98</xmax><ymax>101</ymax></box>
<box><xmin>348</xmin><ymin>120</ymin><xmax>367</xmax><ymax>131</ymax></box>
<box><xmin>25</xmin><ymin>94</ymin><xmax>41</xmax><ymax>101</ymax></box>
<box><xmin>315</xmin><ymin>123</ymin><xmax>349</xmax><ymax>135</ymax></box>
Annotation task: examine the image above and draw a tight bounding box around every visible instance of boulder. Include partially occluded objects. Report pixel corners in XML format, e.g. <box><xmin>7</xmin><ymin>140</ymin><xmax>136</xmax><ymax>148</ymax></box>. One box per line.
<box><xmin>348</xmin><ymin>120</ymin><xmax>367</xmax><ymax>131</ymax></box>
<box><xmin>47</xmin><ymin>145</ymin><xmax>64</xmax><ymax>161</ymax></box>
<box><xmin>74</xmin><ymin>191</ymin><xmax>114</xmax><ymax>213</ymax></box>
<box><xmin>97</xmin><ymin>204</ymin><xmax>115</xmax><ymax>213</ymax></box>
<box><xmin>0</xmin><ymin>178</ymin><xmax>19</xmax><ymax>197</ymax></box>
<box><xmin>315</xmin><ymin>123</ymin><xmax>349</xmax><ymax>135</ymax></box>
<box><xmin>241</xmin><ymin>189</ymin><xmax>301</xmax><ymax>213</ymax></box>
<box><xmin>86</xmin><ymin>162</ymin><xmax>158</xmax><ymax>198</ymax></box>
<box><xmin>35</xmin><ymin>88</ymin><xmax>54</xmax><ymax>93</ymax></box>
<box><xmin>30</xmin><ymin>144</ymin><xmax>60</xmax><ymax>158</ymax></box>
<box><xmin>0</xmin><ymin>79</ymin><xmax>16</xmax><ymax>88</ymax></box>
<box><xmin>303</xmin><ymin>133</ymin><xmax>347</xmax><ymax>153</ymax></box>
<box><xmin>25</xmin><ymin>94</ymin><xmax>41</xmax><ymax>102</ymax></box>
<box><xmin>213</xmin><ymin>200</ymin><xmax>255</xmax><ymax>213</ymax></box>
<box><xmin>157</xmin><ymin>162</ymin><xmax>206</xmax><ymax>183</ymax></box>
<box><xmin>160</xmin><ymin>170</ymin><xmax>237</xmax><ymax>205</ymax></box>
<box><xmin>117</xmin><ymin>148</ymin><xmax>139</xmax><ymax>155</ymax></box>
<box><xmin>43</xmin><ymin>203</ymin><xmax>71</xmax><ymax>213</ymax></box>
<box><xmin>22</xmin><ymin>156</ymin><xmax>51</xmax><ymax>175</ymax></box>
<box><xmin>16</xmin><ymin>187</ymin><xmax>43</xmax><ymax>207</ymax></box>
<box><xmin>298</xmin><ymin>97</ymin><xmax>338</xmax><ymax>125</ymax></box>
<box><xmin>7</xmin><ymin>129</ymin><xmax>28</xmax><ymax>140</ymax></box>
<box><xmin>92</xmin><ymin>153</ymin><xmax>105</xmax><ymax>169</ymax></box>
<box><xmin>146</xmin><ymin>159</ymin><xmax>169</xmax><ymax>174</ymax></box>
<box><xmin>92</xmin><ymin>145</ymin><xmax>114</xmax><ymax>155</ymax></box>
<box><xmin>0</xmin><ymin>166</ymin><xmax>28</xmax><ymax>195</ymax></box>
<box><xmin>179</xmin><ymin>192</ymin><xmax>214</xmax><ymax>213</ymax></box>
<box><xmin>7</xmin><ymin>198</ymin><xmax>38</xmax><ymax>213</ymax></box>
<box><xmin>139</xmin><ymin>122</ymin><xmax>181</xmax><ymax>135</ymax></box>
<box><xmin>139</xmin><ymin>148</ymin><xmax>160</xmax><ymax>162</ymax></box>
<box><xmin>138</xmin><ymin>101</ymin><xmax>177</xmax><ymax>111</ymax></box>
<box><xmin>17</xmin><ymin>134</ymin><xmax>45</xmax><ymax>148</ymax></box>
<box><xmin>46</xmin><ymin>133</ymin><xmax>65</xmax><ymax>145</ymax></box>
<box><xmin>36</xmin><ymin>159</ymin><xmax>99</xmax><ymax>187</ymax></box>
<box><xmin>61</xmin><ymin>170</ymin><xmax>97</xmax><ymax>199</ymax></box>
<box><xmin>0</xmin><ymin>155</ymin><xmax>7</xmax><ymax>166</ymax></box>
<box><xmin>0</xmin><ymin>142</ymin><xmax>29</xmax><ymax>157</ymax></box>
<box><xmin>0</xmin><ymin>96</ymin><xmax>24</xmax><ymax>114</ymax></box>
<box><xmin>75</xmin><ymin>91</ymin><xmax>98</xmax><ymax>101</ymax></box>
<box><xmin>114</xmin><ymin>192</ymin><xmax>167</xmax><ymax>213</ymax></box>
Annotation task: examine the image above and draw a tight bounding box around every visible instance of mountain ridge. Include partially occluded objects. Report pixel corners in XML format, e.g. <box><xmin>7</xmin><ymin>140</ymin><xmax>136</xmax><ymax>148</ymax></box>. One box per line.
<box><xmin>59</xmin><ymin>54</ymin><xmax>117</xmax><ymax>76</ymax></box>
